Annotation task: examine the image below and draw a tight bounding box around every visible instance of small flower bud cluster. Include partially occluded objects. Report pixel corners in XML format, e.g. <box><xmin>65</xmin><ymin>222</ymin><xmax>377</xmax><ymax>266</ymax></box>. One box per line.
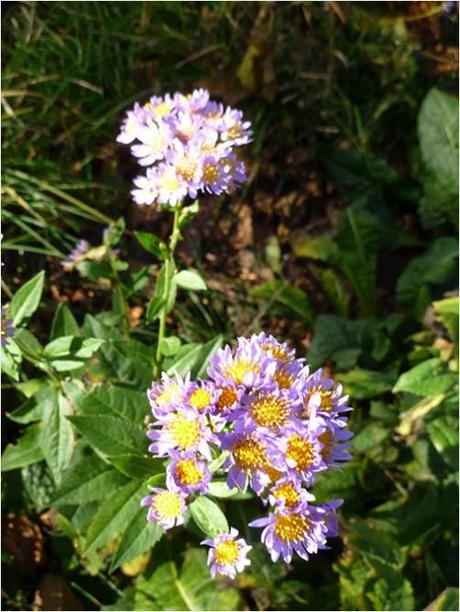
<box><xmin>117</xmin><ymin>89</ymin><xmax>252</xmax><ymax>207</ymax></box>
<box><xmin>143</xmin><ymin>333</ymin><xmax>352</xmax><ymax>577</ymax></box>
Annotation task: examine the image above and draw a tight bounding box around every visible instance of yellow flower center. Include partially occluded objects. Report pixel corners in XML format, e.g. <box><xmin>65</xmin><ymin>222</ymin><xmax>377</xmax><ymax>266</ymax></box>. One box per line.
<box><xmin>250</xmin><ymin>394</ymin><xmax>290</xmax><ymax>429</ymax></box>
<box><xmin>217</xmin><ymin>387</ymin><xmax>238</xmax><ymax>411</ymax></box>
<box><xmin>286</xmin><ymin>434</ymin><xmax>315</xmax><ymax>471</ymax></box>
<box><xmin>305</xmin><ymin>386</ymin><xmax>333</xmax><ymax>412</ymax></box>
<box><xmin>152</xmin><ymin>491</ymin><xmax>182</xmax><ymax>519</ymax></box>
<box><xmin>203</xmin><ymin>163</ymin><xmax>219</xmax><ymax>183</ymax></box>
<box><xmin>224</xmin><ymin>359</ymin><xmax>260</xmax><ymax>385</ymax></box>
<box><xmin>144</xmin><ymin>101</ymin><xmax>171</xmax><ymax>117</ymax></box>
<box><xmin>261</xmin><ymin>343</ymin><xmax>289</xmax><ymax>362</ymax></box>
<box><xmin>175</xmin><ymin>459</ymin><xmax>203</xmax><ymax>485</ymax></box>
<box><xmin>233</xmin><ymin>437</ymin><xmax>267</xmax><ymax>470</ymax></box>
<box><xmin>215</xmin><ymin>540</ymin><xmax>240</xmax><ymax>565</ymax></box>
<box><xmin>273</xmin><ymin>368</ymin><xmax>295</xmax><ymax>390</ymax></box>
<box><xmin>274</xmin><ymin>513</ymin><xmax>310</xmax><ymax>542</ymax></box>
<box><xmin>167</xmin><ymin>414</ymin><xmax>201</xmax><ymax>450</ymax></box>
<box><xmin>159</xmin><ymin>173</ymin><xmax>181</xmax><ymax>194</ymax></box>
<box><xmin>227</xmin><ymin>125</ymin><xmax>242</xmax><ymax>140</ymax></box>
<box><xmin>189</xmin><ymin>388</ymin><xmax>212</xmax><ymax>410</ymax></box>
<box><xmin>177</xmin><ymin>160</ymin><xmax>197</xmax><ymax>181</ymax></box>
<box><xmin>318</xmin><ymin>430</ymin><xmax>334</xmax><ymax>460</ymax></box>
<box><xmin>157</xmin><ymin>383</ymin><xmax>181</xmax><ymax>405</ymax></box>
<box><xmin>272</xmin><ymin>482</ymin><xmax>300</xmax><ymax>508</ymax></box>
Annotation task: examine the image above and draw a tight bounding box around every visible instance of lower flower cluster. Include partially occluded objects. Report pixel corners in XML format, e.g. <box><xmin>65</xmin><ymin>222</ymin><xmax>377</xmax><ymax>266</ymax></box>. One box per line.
<box><xmin>143</xmin><ymin>333</ymin><xmax>352</xmax><ymax>578</ymax></box>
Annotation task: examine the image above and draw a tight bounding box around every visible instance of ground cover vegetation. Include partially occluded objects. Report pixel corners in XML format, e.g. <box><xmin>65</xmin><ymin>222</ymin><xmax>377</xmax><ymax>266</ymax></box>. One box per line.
<box><xmin>1</xmin><ymin>1</ymin><xmax>459</xmax><ymax>611</ymax></box>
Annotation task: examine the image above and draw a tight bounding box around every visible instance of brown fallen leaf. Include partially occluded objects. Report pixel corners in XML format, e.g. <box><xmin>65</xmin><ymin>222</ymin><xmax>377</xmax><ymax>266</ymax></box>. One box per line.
<box><xmin>3</xmin><ymin>513</ymin><xmax>44</xmax><ymax>576</ymax></box>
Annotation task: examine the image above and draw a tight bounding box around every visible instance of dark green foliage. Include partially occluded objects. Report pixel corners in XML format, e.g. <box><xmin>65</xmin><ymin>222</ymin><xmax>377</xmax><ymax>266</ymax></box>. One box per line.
<box><xmin>2</xmin><ymin>2</ymin><xmax>458</xmax><ymax>611</ymax></box>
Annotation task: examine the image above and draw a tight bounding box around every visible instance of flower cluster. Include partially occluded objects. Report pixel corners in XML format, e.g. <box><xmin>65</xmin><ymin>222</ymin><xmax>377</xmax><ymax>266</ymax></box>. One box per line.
<box><xmin>144</xmin><ymin>333</ymin><xmax>352</xmax><ymax>578</ymax></box>
<box><xmin>117</xmin><ymin>89</ymin><xmax>252</xmax><ymax>207</ymax></box>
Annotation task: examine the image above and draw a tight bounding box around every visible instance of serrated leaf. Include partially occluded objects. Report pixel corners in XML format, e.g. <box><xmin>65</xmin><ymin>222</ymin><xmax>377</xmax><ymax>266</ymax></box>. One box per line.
<box><xmin>110</xmin><ymin>507</ymin><xmax>163</xmax><ymax>571</ymax></box>
<box><xmin>426</xmin><ymin>417</ymin><xmax>459</xmax><ymax>469</ymax></box>
<box><xmin>1</xmin><ymin>425</ymin><xmax>44</xmax><ymax>471</ymax></box>
<box><xmin>174</xmin><ymin>269</ymin><xmax>207</xmax><ymax>291</ymax></box>
<box><xmin>85</xmin><ymin>479</ymin><xmax>145</xmax><ymax>555</ymax></box>
<box><xmin>43</xmin><ymin>336</ymin><xmax>104</xmax><ymax>371</ymax></box>
<box><xmin>39</xmin><ymin>392</ymin><xmax>74</xmax><ymax>486</ymax></box>
<box><xmin>55</xmin><ymin>455</ymin><xmax>128</xmax><ymax>505</ymax></box>
<box><xmin>1</xmin><ymin>340</ymin><xmax>22</xmax><ymax>381</ymax></box>
<box><xmin>9</xmin><ymin>270</ymin><xmax>45</xmax><ymax>327</ymax></box>
<box><xmin>109</xmin><ymin>454</ymin><xmax>164</xmax><ymax>479</ymax></box>
<box><xmin>189</xmin><ymin>496</ymin><xmax>229</xmax><ymax>537</ymax></box>
<box><xmin>50</xmin><ymin>303</ymin><xmax>80</xmax><ymax>340</ymax></box>
<box><xmin>69</xmin><ymin>415</ymin><xmax>146</xmax><ymax>458</ymax></box>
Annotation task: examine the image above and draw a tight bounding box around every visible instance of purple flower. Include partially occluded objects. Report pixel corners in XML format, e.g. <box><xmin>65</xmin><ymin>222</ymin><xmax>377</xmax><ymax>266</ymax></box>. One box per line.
<box><xmin>207</xmin><ymin>342</ymin><xmax>276</xmax><ymax>389</ymax></box>
<box><xmin>249</xmin><ymin>504</ymin><xmax>329</xmax><ymax>563</ymax></box>
<box><xmin>166</xmin><ymin>452</ymin><xmax>212</xmax><ymax>496</ymax></box>
<box><xmin>1</xmin><ymin>308</ymin><xmax>15</xmax><ymax>346</ymax></box>
<box><xmin>147</xmin><ymin>372</ymin><xmax>191</xmax><ymax>419</ymax></box>
<box><xmin>316</xmin><ymin>416</ymin><xmax>353</xmax><ymax>468</ymax></box>
<box><xmin>118</xmin><ymin>89</ymin><xmax>252</xmax><ymax>207</ymax></box>
<box><xmin>148</xmin><ymin>408</ymin><xmax>215</xmax><ymax>460</ymax></box>
<box><xmin>61</xmin><ymin>239</ymin><xmax>90</xmax><ymax>270</ymax></box>
<box><xmin>277</xmin><ymin>422</ymin><xmax>326</xmax><ymax>486</ymax></box>
<box><xmin>141</xmin><ymin>487</ymin><xmax>187</xmax><ymax>529</ymax></box>
<box><xmin>185</xmin><ymin>380</ymin><xmax>219</xmax><ymax>414</ymax></box>
<box><xmin>266</xmin><ymin>478</ymin><xmax>315</xmax><ymax>511</ymax></box>
<box><xmin>231</xmin><ymin>387</ymin><xmax>301</xmax><ymax>433</ymax></box>
<box><xmin>219</xmin><ymin>426</ymin><xmax>286</xmax><ymax>494</ymax></box>
<box><xmin>201</xmin><ymin>528</ymin><xmax>252</xmax><ymax>579</ymax></box>
<box><xmin>303</xmin><ymin>369</ymin><xmax>351</xmax><ymax>417</ymax></box>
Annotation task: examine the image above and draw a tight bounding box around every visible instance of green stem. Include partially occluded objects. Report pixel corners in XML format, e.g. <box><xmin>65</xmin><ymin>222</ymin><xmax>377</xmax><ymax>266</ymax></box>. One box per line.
<box><xmin>154</xmin><ymin>203</ymin><xmax>182</xmax><ymax>369</ymax></box>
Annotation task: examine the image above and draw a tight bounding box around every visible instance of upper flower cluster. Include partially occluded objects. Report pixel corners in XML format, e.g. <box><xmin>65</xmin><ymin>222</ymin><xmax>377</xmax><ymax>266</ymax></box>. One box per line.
<box><xmin>117</xmin><ymin>89</ymin><xmax>252</xmax><ymax>207</ymax></box>
<box><xmin>143</xmin><ymin>333</ymin><xmax>352</xmax><ymax>578</ymax></box>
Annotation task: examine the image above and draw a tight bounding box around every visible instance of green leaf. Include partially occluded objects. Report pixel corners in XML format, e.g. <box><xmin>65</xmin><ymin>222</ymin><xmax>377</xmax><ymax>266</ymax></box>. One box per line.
<box><xmin>418</xmin><ymin>88</ymin><xmax>458</xmax><ymax>229</ymax></box>
<box><xmin>353</xmin><ymin>422</ymin><xmax>390</xmax><ymax>453</ymax></box>
<box><xmin>393</xmin><ymin>358</ymin><xmax>456</xmax><ymax>396</ymax></box>
<box><xmin>69</xmin><ymin>415</ymin><xmax>146</xmax><ymax>458</ymax></box>
<box><xmin>79</xmin><ymin>384</ymin><xmax>149</xmax><ymax>424</ymax></box>
<box><xmin>189</xmin><ymin>496</ymin><xmax>229</xmax><ymax>537</ymax></box>
<box><xmin>426</xmin><ymin>417</ymin><xmax>459</xmax><ymax>469</ymax></box>
<box><xmin>9</xmin><ymin>270</ymin><xmax>45</xmax><ymax>327</ymax></box>
<box><xmin>291</xmin><ymin>235</ymin><xmax>339</xmax><ymax>262</ymax></box>
<box><xmin>1</xmin><ymin>425</ymin><xmax>44</xmax><ymax>471</ymax></box>
<box><xmin>396</xmin><ymin>237</ymin><xmax>458</xmax><ymax>310</ymax></box>
<box><xmin>1</xmin><ymin>340</ymin><xmax>22</xmax><ymax>381</ymax></box>
<box><xmin>159</xmin><ymin>335</ymin><xmax>182</xmax><ymax>357</ymax></box>
<box><xmin>308</xmin><ymin>315</ymin><xmax>373</xmax><ymax>370</ymax></box>
<box><xmin>207</xmin><ymin>481</ymin><xmax>253</xmax><ymax>500</ymax></box>
<box><xmin>426</xmin><ymin>588</ymin><xmax>460</xmax><ymax>611</ymax></box>
<box><xmin>43</xmin><ymin>336</ymin><xmax>104</xmax><ymax>371</ymax></box>
<box><xmin>54</xmin><ymin>455</ymin><xmax>128</xmax><ymax>505</ymax></box>
<box><xmin>146</xmin><ymin>295</ymin><xmax>165</xmax><ymax>321</ymax></box>
<box><xmin>336</xmin><ymin>368</ymin><xmax>397</xmax><ymax>399</ymax></box>
<box><xmin>174</xmin><ymin>269</ymin><xmax>207</xmax><ymax>291</ymax></box>
<box><xmin>109</xmin><ymin>454</ymin><xmax>164</xmax><ymax>479</ymax></box>
<box><xmin>164</xmin><ymin>335</ymin><xmax>223</xmax><ymax>378</ymax></box>
<box><xmin>85</xmin><ymin>479</ymin><xmax>145</xmax><ymax>555</ymax></box>
<box><xmin>250</xmin><ymin>280</ymin><xmax>314</xmax><ymax>322</ymax></box>
<box><xmin>368</xmin><ymin>563</ymin><xmax>414</xmax><ymax>611</ymax></box>
<box><xmin>134</xmin><ymin>546</ymin><xmax>240</xmax><ymax>611</ymax></box>
<box><xmin>110</xmin><ymin>507</ymin><xmax>163</xmax><ymax>571</ymax></box>
<box><xmin>134</xmin><ymin>231</ymin><xmax>167</xmax><ymax>259</ymax></box>
<box><xmin>39</xmin><ymin>391</ymin><xmax>74</xmax><ymax>486</ymax></box>
<box><xmin>50</xmin><ymin>303</ymin><xmax>79</xmax><ymax>341</ymax></box>
<box><xmin>14</xmin><ymin>328</ymin><xmax>43</xmax><ymax>362</ymax></box>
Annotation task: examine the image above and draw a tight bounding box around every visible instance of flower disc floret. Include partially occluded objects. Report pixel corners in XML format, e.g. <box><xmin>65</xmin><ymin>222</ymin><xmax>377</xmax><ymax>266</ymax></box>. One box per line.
<box><xmin>202</xmin><ymin>528</ymin><xmax>252</xmax><ymax>579</ymax></box>
<box><xmin>167</xmin><ymin>452</ymin><xmax>212</xmax><ymax>495</ymax></box>
<box><xmin>141</xmin><ymin>488</ymin><xmax>186</xmax><ymax>530</ymax></box>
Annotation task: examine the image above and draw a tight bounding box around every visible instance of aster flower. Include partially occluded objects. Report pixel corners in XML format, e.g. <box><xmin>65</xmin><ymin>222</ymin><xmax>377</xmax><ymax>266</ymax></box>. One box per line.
<box><xmin>208</xmin><ymin>342</ymin><xmax>276</xmax><ymax>389</ymax></box>
<box><xmin>249</xmin><ymin>504</ymin><xmax>329</xmax><ymax>564</ymax></box>
<box><xmin>147</xmin><ymin>372</ymin><xmax>191</xmax><ymax>419</ymax></box>
<box><xmin>141</xmin><ymin>487</ymin><xmax>187</xmax><ymax>529</ymax></box>
<box><xmin>317</xmin><ymin>416</ymin><xmax>353</xmax><ymax>468</ymax></box>
<box><xmin>219</xmin><ymin>425</ymin><xmax>286</xmax><ymax>494</ymax></box>
<box><xmin>118</xmin><ymin>89</ymin><xmax>252</xmax><ymax>207</ymax></box>
<box><xmin>61</xmin><ymin>239</ymin><xmax>90</xmax><ymax>271</ymax></box>
<box><xmin>277</xmin><ymin>423</ymin><xmax>326</xmax><ymax>486</ymax></box>
<box><xmin>303</xmin><ymin>369</ymin><xmax>351</xmax><ymax>417</ymax></box>
<box><xmin>166</xmin><ymin>452</ymin><xmax>212</xmax><ymax>496</ymax></box>
<box><xmin>1</xmin><ymin>308</ymin><xmax>15</xmax><ymax>346</ymax></box>
<box><xmin>267</xmin><ymin>478</ymin><xmax>315</xmax><ymax>511</ymax></box>
<box><xmin>148</xmin><ymin>408</ymin><xmax>215</xmax><ymax>460</ymax></box>
<box><xmin>201</xmin><ymin>528</ymin><xmax>252</xmax><ymax>579</ymax></box>
<box><xmin>232</xmin><ymin>387</ymin><xmax>301</xmax><ymax>433</ymax></box>
<box><xmin>186</xmin><ymin>380</ymin><xmax>219</xmax><ymax>414</ymax></box>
